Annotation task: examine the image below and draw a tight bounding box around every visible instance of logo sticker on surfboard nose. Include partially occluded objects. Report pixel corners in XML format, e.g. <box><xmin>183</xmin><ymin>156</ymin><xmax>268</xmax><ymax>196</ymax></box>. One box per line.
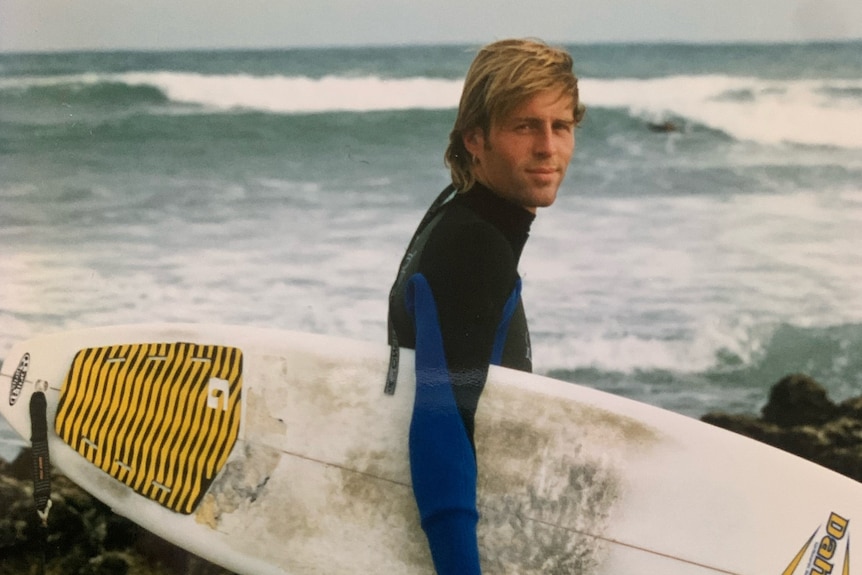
<box><xmin>9</xmin><ymin>353</ymin><xmax>30</xmax><ymax>406</ymax></box>
<box><xmin>782</xmin><ymin>511</ymin><xmax>850</xmax><ymax>575</ymax></box>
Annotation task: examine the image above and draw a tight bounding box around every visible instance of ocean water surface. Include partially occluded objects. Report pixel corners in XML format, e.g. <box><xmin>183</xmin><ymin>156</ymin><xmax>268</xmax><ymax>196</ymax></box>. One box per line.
<box><xmin>2</xmin><ymin>42</ymin><xmax>862</xmax><ymax>457</ymax></box>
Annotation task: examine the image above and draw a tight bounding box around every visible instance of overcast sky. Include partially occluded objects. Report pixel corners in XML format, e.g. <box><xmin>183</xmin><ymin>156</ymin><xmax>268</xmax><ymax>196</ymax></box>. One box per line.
<box><xmin>2</xmin><ymin>0</ymin><xmax>861</xmax><ymax>53</ymax></box>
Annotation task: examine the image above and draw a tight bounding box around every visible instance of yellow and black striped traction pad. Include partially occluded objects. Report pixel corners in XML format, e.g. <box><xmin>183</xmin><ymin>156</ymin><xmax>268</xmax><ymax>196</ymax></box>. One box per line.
<box><xmin>55</xmin><ymin>342</ymin><xmax>242</xmax><ymax>514</ymax></box>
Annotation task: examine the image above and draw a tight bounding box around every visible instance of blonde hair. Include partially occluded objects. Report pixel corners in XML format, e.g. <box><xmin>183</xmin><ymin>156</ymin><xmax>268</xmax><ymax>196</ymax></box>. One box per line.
<box><xmin>445</xmin><ymin>39</ymin><xmax>586</xmax><ymax>191</ymax></box>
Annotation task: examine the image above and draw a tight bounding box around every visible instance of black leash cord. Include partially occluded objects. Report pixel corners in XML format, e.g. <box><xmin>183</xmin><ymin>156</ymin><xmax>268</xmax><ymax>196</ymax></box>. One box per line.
<box><xmin>30</xmin><ymin>383</ymin><xmax>52</xmax><ymax>575</ymax></box>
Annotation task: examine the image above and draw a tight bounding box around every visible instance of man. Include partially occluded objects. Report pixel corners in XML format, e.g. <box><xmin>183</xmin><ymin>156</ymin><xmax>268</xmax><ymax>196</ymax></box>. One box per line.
<box><xmin>386</xmin><ymin>38</ymin><xmax>585</xmax><ymax>575</ymax></box>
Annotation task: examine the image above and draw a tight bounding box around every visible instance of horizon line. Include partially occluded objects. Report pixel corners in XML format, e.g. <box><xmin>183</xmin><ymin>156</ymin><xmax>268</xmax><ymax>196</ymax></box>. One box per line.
<box><xmin>2</xmin><ymin>37</ymin><xmax>862</xmax><ymax>56</ymax></box>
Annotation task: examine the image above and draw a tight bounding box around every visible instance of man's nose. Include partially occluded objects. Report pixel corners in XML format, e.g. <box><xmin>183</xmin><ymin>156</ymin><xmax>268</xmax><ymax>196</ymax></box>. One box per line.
<box><xmin>534</xmin><ymin>125</ymin><xmax>554</xmax><ymax>155</ymax></box>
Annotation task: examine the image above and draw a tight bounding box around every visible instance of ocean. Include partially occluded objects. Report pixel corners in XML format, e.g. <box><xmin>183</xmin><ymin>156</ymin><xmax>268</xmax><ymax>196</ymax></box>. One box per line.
<box><xmin>2</xmin><ymin>42</ymin><xmax>862</xmax><ymax>459</ymax></box>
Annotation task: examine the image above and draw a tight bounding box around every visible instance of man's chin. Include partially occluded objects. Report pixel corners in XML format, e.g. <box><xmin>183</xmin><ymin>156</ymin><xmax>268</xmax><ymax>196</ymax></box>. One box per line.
<box><xmin>531</xmin><ymin>187</ymin><xmax>560</xmax><ymax>209</ymax></box>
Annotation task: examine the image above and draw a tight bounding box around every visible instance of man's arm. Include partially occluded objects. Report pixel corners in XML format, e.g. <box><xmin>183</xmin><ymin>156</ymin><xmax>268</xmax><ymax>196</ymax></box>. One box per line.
<box><xmin>406</xmin><ymin>221</ymin><xmax>521</xmax><ymax>575</ymax></box>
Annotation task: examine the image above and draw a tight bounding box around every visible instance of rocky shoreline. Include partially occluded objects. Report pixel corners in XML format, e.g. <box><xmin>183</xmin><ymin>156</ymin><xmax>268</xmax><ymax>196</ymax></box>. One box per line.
<box><xmin>0</xmin><ymin>454</ymin><xmax>234</xmax><ymax>575</ymax></box>
<box><xmin>2</xmin><ymin>372</ymin><xmax>861</xmax><ymax>574</ymax></box>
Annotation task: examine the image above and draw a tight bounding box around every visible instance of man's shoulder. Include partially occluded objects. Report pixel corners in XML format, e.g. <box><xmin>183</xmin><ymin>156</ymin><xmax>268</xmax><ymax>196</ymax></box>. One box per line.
<box><xmin>427</xmin><ymin>208</ymin><xmax>512</xmax><ymax>259</ymax></box>
<box><xmin>433</xmin><ymin>199</ymin><xmax>508</xmax><ymax>243</ymax></box>
<box><xmin>418</xmin><ymin>209</ymin><xmax>517</xmax><ymax>292</ymax></box>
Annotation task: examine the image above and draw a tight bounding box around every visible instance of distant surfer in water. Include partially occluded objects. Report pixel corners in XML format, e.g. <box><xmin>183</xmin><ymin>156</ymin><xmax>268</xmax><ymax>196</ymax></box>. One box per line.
<box><xmin>386</xmin><ymin>39</ymin><xmax>585</xmax><ymax>575</ymax></box>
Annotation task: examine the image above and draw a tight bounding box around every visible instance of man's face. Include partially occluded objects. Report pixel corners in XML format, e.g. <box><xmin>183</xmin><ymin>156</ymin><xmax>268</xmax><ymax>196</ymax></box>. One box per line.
<box><xmin>464</xmin><ymin>90</ymin><xmax>576</xmax><ymax>213</ymax></box>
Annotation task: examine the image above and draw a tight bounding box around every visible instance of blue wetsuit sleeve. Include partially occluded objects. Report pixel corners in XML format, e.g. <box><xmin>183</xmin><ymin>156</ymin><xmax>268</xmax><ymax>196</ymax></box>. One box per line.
<box><xmin>406</xmin><ymin>273</ymin><xmax>523</xmax><ymax>575</ymax></box>
<box><xmin>406</xmin><ymin>273</ymin><xmax>481</xmax><ymax>575</ymax></box>
<box><xmin>419</xmin><ymin>220</ymin><xmax>522</xmax><ymax>442</ymax></box>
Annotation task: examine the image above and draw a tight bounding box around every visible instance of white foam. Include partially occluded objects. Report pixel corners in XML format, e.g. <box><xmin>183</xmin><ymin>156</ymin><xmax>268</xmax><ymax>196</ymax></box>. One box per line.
<box><xmin>0</xmin><ymin>71</ymin><xmax>463</xmax><ymax>114</ymax></box>
<box><xmin>117</xmin><ymin>72</ymin><xmax>463</xmax><ymax>114</ymax></box>
<box><xmin>581</xmin><ymin>75</ymin><xmax>862</xmax><ymax>149</ymax></box>
<box><xmin>525</xmin><ymin>187</ymin><xmax>862</xmax><ymax>375</ymax></box>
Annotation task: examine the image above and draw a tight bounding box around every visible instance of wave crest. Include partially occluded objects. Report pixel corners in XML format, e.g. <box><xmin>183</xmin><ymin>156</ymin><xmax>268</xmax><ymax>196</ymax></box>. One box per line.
<box><xmin>3</xmin><ymin>72</ymin><xmax>862</xmax><ymax>148</ymax></box>
<box><xmin>582</xmin><ymin>75</ymin><xmax>862</xmax><ymax>148</ymax></box>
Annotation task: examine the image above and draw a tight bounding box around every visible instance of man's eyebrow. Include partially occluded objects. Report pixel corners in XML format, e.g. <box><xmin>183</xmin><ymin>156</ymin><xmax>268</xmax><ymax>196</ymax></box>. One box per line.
<box><xmin>509</xmin><ymin>115</ymin><xmax>575</xmax><ymax>124</ymax></box>
<box><xmin>509</xmin><ymin>114</ymin><xmax>575</xmax><ymax>123</ymax></box>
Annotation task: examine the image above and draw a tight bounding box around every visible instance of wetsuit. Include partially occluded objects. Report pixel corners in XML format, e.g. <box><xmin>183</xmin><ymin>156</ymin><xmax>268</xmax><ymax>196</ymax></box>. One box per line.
<box><xmin>387</xmin><ymin>182</ymin><xmax>534</xmax><ymax>575</ymax></box>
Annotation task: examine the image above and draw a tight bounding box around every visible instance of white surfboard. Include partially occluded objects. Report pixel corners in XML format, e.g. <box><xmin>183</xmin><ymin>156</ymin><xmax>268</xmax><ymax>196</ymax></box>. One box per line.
<box><xmin>0</xmin><ymin>323</ymin><xmax>857</xmax><ymax>574</ymax></box>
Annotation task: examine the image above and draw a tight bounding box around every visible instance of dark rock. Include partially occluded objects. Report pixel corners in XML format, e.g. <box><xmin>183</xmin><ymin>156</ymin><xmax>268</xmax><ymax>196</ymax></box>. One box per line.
<box><xmin>0</xmin><ymin>448</ymin><xmax>237</xmax><ymax>575</ymax></box>
<box><xmin>703</xmin><ymin>373</ymin><xmax>862</xmax><ymax>483</ymax></box>
<box><xmin>103</xmin><ymin>515</ymin><xmax>141</xmax><ymax>551</ymax></box>
<box><xmin>95</xmin><ymin>553</ymin><xmax>131</xmax><ymax>575</ymax></box>
<box><xmin>700</xmin><ymin>412</ymin><xmax>783</xmax><ymax>445</ymax></box>
<box><xmin>761</xmin><ymin>373</ymin><xmax>838</xmax><ymax>427</ymax></box>
<box><xmin>4</xmin><ymin>449</ymin><xmax>32</xmax><ymax>480</ymax></box>
<box><xmin>56</xmin><ymin>545</ymin><xmax>93</xmax><ymax>575</ymax></box>
<box><xmin>0</xmin><ymin>473</ymin><xmax>28</xmax><ymax>549</ymax></box>
<box><xmin>839</xmin><ymin>395</ymin><xmax>862</xmax><ymax>419</ymax></box>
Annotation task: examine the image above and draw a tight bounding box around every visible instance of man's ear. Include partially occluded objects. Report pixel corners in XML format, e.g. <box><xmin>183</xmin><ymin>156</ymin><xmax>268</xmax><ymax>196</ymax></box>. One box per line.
<box><xmin>462</xmin><ymin>127</ymin><xmax>485</xmax><ymax>158</ymax></box>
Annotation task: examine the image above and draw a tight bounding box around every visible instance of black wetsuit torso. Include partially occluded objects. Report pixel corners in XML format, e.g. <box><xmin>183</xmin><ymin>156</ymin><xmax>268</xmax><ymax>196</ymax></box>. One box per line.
<box><xmin>387</xmin><ymin>182</ymin><xmax>534</xmax><ymax>438</ymax></box>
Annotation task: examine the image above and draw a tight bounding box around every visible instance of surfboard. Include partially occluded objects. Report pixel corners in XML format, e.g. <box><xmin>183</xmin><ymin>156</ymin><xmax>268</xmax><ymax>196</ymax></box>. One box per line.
<box><xmin>0</xmin><ymin>323</ymin><xmax>857</xmax><ymax>574</ymax></box>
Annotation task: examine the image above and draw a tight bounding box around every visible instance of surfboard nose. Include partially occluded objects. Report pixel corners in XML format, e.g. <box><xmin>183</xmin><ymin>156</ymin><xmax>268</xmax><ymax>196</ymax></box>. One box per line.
<box><xmin>0</xmin><ymin>346</ymin><xmax>35</xmax><ymax>443</ymax></box>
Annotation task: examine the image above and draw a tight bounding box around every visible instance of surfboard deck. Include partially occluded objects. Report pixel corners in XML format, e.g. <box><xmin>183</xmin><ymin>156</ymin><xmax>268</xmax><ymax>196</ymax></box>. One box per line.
<box><xmin>0</xmin><ymin>323</ymin><xmax>857</xmax><ymax>574</ymax></box>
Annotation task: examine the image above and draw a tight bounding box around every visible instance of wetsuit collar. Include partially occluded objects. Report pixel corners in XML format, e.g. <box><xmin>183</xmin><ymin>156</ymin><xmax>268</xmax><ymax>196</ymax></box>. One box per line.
<box><xmin>458</xmin><ymin>183</ymin><xmax>535</xmax><ymax>261</ymax></box>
